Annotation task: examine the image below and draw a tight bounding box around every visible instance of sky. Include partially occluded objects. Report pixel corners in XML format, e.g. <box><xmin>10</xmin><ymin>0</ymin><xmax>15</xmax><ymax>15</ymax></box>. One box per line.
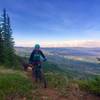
<box><xmin>0</xmin><ymin>0</ymin><xmax>100</xmax><ymax>47</ymax></box>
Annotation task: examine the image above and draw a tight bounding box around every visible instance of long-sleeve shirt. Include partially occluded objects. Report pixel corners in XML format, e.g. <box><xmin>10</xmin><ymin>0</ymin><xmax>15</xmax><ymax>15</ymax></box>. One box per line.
<box><xmin>29</xmin><ymin>49</ymin><xmax>46</xmax><ymax>63</ymax></box>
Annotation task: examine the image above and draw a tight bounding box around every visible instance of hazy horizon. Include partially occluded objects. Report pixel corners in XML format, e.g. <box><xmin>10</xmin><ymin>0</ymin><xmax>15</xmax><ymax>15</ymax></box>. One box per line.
<box><xmin>15</xmin><ymin>40</ymin><xmax>100</xmax><ymax>48</ymax></box>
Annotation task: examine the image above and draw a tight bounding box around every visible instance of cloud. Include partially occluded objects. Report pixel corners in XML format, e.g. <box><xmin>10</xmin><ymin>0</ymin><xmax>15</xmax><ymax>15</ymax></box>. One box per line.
<box><xmin>15</xmin><ymin>40</ymin><xmax>100</xmax><ymax>47</ymax></box>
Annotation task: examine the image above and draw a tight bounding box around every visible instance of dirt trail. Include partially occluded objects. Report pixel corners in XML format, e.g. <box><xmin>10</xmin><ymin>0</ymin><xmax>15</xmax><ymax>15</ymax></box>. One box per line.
<box><xmin>26</xmin><ymin>69</ymin><xmax>100</xmax><ymax>100</ymax></box>
<box><xmin>31</xmin><ymin>83</ymin><xmax>100</xmax><ymax>100</ymax></box>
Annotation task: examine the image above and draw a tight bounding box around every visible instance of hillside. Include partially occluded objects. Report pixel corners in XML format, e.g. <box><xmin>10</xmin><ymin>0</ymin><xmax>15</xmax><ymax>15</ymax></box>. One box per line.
<box><xmin>0</xmin><ymin>64</ymin><xmax>100</xmax><ymax>100</ymax></box>
<box><xmin>0</xmin><ymin>51</ymin><xmax>100</xmax><ymax>99</ymax></box>
<box><xmin>0</xmin><ymin>47</ymin><xmax>99</xmax><ymax>99</ymax></box>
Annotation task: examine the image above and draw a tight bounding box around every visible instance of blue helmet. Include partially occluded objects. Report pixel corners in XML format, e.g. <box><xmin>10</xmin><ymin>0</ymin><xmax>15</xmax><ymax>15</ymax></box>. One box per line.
<box><xmin>34</xmin><ymin>44</ymin><xmax>40</xmax><ymax>49</ymax></box>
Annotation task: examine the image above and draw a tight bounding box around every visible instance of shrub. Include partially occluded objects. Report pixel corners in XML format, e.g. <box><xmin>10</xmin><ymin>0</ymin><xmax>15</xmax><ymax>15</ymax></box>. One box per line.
<box><xmin>77</xmin><ymin>76</ymin><xmax>100</xmax><ymax>95</ymax></box>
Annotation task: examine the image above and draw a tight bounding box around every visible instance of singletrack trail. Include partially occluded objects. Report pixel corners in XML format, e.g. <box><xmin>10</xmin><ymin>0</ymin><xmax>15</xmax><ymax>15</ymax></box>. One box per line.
<box><xmin>25</xmin><ymin>68</ymin><xmax>100</xmax><ymax>100</ymax></box>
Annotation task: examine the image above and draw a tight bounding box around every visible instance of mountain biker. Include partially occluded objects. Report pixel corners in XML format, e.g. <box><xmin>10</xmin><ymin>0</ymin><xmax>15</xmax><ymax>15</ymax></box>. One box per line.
<box><xmin>29</xmin><ymin>44</ymin><xmax>47</xmax><ymax>86</ymax></box>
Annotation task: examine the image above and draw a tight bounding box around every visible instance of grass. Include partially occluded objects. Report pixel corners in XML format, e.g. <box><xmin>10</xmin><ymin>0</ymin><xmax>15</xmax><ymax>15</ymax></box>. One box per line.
<box><xmin>42</xmin><ymin>62</ymin><xmax>69</xmax><ymax>89</ymax></box>
<box><xmin>0</xmin><ymin>66</ymin><xmax>69</xmax><ymax>100</ymax></box>
<box><xmin>45</xmin><ymin>72</ymin><xmax>68</xmax><ymax>91</ymax></box>
<box><xmin>0</xmin><ymin>68</ymin><xmax>38</xmax><ymax>100</ymax></box>
<box><xmin>0</xmin><ymin>59</ymin><xmax>70</xmax><ymax>99</ymax></box>
<box><xmin>1</xmin><ymin>60</ymin><xmax>100</xmax><ymax>99</ymax></box>
<box><xmin>76</xmin><ymin>76</ymin><xmax>100</xmax><ymax>95</ymax></box>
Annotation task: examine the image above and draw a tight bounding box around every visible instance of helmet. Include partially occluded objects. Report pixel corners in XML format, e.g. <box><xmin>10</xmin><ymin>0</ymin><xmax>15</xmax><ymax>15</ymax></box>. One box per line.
<box><xmin>34</xmin><ymin>44</ymin><xmax>40</xmax><ymax>49</ymax></box>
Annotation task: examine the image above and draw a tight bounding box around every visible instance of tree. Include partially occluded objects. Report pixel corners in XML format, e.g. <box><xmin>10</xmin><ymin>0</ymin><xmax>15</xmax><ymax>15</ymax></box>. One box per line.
<box><xmin>0</xmin><ymin>13</ymin><xmax>5</xmax><ymax>64</ymax></box>
<box><xmin>0</xmin><ymin>23</ymin><xmax>4</xmax><ymax>64</ymax></box>
<box><xmin>6</xmin><ymin>14</ymin><xmax>15</xmax><ymax>66</ymax></box>
<box><xmin>0</xmin><ymin>9</ymin><xmax>15</xmax><ymax>66</ymax></box>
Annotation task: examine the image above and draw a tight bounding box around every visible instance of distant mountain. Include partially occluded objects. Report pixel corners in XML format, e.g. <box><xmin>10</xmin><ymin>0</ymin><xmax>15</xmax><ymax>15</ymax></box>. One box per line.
<box><xmin>15</xmin><ymin>47</ymin><xmax>100</xmax><ymax>56</ymax></box>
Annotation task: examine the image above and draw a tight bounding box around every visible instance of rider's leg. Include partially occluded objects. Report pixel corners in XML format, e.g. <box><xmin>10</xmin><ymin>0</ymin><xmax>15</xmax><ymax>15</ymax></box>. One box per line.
<box><xmin>32</xmin><ymin>67</ymin><xmax>36</xmax><ymax>81</ymax></box>
<box><xmin>34</xmin><ymin>68</ymin><xmax>38</xmax><ymax>82</ymax></box>
<box><xmin>34</xmin><ymin>63</ymin><xmax>41</xmax><ymax>82</ymax></box>
<box><xmin>37</xmin><ymin>64</ymin><xmax>42</xmax><ymax>81</ymax></box>
<box><xmin>32</xmin><ymin>64</ymin><xmax>39</xmax><ymax>82</ymax></box>
<box><xmin>39</xmin><ymin>67</ymin><xmax>47</xmax><ymax>88</ymax></box>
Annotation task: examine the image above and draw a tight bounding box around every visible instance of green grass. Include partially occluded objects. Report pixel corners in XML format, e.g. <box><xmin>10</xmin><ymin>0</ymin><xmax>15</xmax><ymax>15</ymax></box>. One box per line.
<box><xmin>45</xmin><ymin>72</ymin><xmax>68</xmax><ymax>89</ymax></box>
<box><xmin>43</xmin><ymin>61</ymin><xmax>69</xmax><ymax>90</ymax></box>
<box><xmin>0</xmin><ymin>66</ymin><xmax>69</xmax><ymax>100</ymax></box>
<box><xmin>1</xmin><ymin>59</ymin><xmax>100</xmax><ymax>99</ymax></box>
<box><xmin>0</xmin><ymin>68</ymin><xmax>38</xmax><ymax>100</ymax></box>
<box><xmin>76</xmin><ymin>76</ymin><xmax>100</xmax><ymax>95</ymax></box>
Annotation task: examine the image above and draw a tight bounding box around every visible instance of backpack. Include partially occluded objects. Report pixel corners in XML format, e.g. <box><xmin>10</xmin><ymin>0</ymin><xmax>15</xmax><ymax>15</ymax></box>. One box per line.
<box><xmin>33</xmin><ymin>50</ymin><xmax>41</xmax><ymax>61</ymax></box>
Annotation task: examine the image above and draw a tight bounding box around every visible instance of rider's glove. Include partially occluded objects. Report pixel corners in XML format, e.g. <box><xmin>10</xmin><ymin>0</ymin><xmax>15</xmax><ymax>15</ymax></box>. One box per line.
<box><xmin>43</xmin><ymin>58</ymin><xmax>47</xmax><ymax>62</ymax></box>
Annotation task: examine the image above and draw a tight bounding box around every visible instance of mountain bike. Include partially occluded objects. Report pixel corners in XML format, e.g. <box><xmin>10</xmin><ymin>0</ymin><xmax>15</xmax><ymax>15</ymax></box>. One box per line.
<box><xmin>30</xmin><ymin>61</ymin><xmax>47</xmax><ymax>88</ymax></box>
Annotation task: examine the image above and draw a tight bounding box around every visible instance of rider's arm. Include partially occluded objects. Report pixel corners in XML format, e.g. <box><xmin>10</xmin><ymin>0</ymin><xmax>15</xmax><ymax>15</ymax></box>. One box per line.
<box><xmin>40</xmin><ymin>50</ymin><xmax>47</xmax><ymax>61</ymax></box>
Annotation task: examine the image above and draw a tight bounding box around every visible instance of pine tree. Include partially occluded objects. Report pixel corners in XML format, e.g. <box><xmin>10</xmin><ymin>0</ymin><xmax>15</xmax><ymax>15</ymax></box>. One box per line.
<box><xmin>0</xmin><ymin>9</ymin><xmax>15</xmax><ymax>66</ymax></box>
<box><xmin>0</xmin><ymin>22</ymin><xmax>4</xmax><ymax>64</ymax></box>
<box><xmin>0</xmin><ymin>12</ymin><xmax>5</xmax><ymax>64</ymax></box>
<box><xmin>6</xmin><ymin>14</ymin><xmax>15</xmax><ymax>66</ymax></box>
<box><xmin>0</xmin><ymin>9</ymin><xmax>9</xmax><ymax>65</ymax></box>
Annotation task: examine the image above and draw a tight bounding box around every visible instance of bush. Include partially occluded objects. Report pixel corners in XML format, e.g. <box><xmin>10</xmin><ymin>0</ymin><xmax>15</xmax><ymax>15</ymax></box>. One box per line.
<box><xmin>77</xmin><ymin>76</ymin><xmax>100</xmax><ymax>95</ymax></box>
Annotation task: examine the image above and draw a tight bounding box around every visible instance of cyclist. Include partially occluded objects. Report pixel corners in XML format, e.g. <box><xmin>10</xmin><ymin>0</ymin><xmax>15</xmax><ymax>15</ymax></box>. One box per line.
<box><xmin>29</xmin><ymin>44</ymin><xmax>47</xmax><ymax>87</ymax></box>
